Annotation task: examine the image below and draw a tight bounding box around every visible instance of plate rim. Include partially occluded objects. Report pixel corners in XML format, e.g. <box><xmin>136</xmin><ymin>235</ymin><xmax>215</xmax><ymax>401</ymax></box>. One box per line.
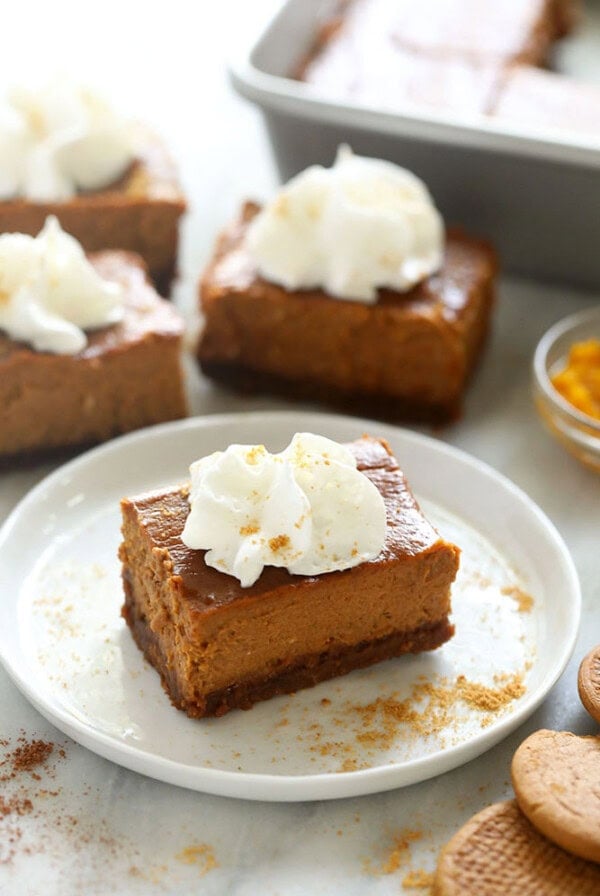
<box><xmin>0</xmin><ymin>411</ymin><xmax>582</xmax><ymax>801</ymax></box>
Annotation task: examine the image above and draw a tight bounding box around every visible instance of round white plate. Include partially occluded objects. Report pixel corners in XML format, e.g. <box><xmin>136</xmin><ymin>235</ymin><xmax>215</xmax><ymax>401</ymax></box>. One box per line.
<box><xmin>0</xmin><ymin>412</ymin><xmax>580</xmax><ymax>801</ymax></box>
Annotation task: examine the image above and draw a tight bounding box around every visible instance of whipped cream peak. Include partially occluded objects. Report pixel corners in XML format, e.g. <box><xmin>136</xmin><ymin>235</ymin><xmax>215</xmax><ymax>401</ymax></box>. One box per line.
<box><xmin>246</xmin><ymin>145</ymin><xmax>444</xmax><ymax>301</ymax></box>
<box><xmin>0</xmin><ymin>76</ymin><xmax>134</xmax><ymax>202</ymax></box>
<box><xmin>0</xmin><ymin>216</ymin><xmax>124</xmax><ymax>354</ymax></box>
<box><xmin>181</xmin><ymin>432</ymin><xmax>387</xmax><ymax>588</ymax></box>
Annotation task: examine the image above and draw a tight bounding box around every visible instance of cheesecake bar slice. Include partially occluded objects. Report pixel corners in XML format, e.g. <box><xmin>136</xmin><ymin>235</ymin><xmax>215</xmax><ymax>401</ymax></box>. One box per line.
<box><xmin>0</xmin><ymin>251</ymin><xmax>186</xmax><ymax>461</ymax></box>
<box><xmin>297</xmin><ymin>0</ymin><xmax>577</xmax><ymax>78</ymax></box>
<box><xmin>493</xmin><ymin>65</ymin><xmax>600</xmax><ymax>140</ymax></box>
<box><xmin>198</xmin><ymin>202</ymin><xmax>497</xmax><ymax>423</ymax></box>
<box><xmin>119</xmin><ymin>436</ymin><xmax>460</xmax><ymax>718</ymax></box>
<box><xmin>389</xmin><ymin>0</ymin><xmax>572</xmax><ymax>65</ymax></box>
<box><xmin>0</xmin><ymin>130</ymin><xmax>186</xmax><ymax>295</ymax></box>
<box><xmin>298</xmin><ymin>26</ymin><xmax>503</xmax><ymax>116</ymax></box>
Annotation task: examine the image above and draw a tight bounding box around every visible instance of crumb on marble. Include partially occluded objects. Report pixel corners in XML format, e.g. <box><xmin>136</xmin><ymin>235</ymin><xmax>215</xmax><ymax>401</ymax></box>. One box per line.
<box><xmin>175</xmin><ymin>842</ymin><xmax>219</xmax><ymax>876</ymax></box>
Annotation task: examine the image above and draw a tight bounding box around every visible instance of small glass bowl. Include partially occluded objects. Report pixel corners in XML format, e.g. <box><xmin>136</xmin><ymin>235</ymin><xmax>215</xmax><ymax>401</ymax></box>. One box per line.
<box><xmin>533</xmin><ymin>306</ymin><xmax>600</xmax><ymax>472</ymax></box>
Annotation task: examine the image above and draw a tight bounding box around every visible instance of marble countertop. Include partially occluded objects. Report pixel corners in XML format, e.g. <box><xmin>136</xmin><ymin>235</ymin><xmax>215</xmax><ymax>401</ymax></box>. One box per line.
<box><xmin>1</xmin><ymin>3</ymin><xmax>600</xmax><ymax>894</ymax></box>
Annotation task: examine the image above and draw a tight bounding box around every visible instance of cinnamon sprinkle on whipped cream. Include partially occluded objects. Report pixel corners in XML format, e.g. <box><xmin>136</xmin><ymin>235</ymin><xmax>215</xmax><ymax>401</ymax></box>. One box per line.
<box><xmin>181</xmin><ymin>433</ymin><xmax>387</xmax><ymax>587</ymax></box>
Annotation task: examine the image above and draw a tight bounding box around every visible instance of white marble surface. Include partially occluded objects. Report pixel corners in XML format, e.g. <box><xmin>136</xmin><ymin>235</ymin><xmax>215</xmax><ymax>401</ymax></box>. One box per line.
<box><xmin>1</xmin><ymin>3</ymin><xmax>600</xmax><ymax>894</ymax></box>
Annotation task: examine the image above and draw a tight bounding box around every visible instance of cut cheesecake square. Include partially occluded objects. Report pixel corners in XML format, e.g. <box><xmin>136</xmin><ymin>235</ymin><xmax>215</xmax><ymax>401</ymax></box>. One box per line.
<box><xmin>493</xmin><ymin>65</ymin><xmax>600</xmax><ymax>139</ymax></box>
<box><xmin>0</xmin><ymin>251</ymin><xmax>187</xmax><ymax>461</ymax></box>
<box><xmin>302</xmin><ymin>46</ymin><xmax>505</xmax><ymax>117</ymax></box>
<box><xmin>198</xmin><ymin>202</ymin><xmax>497</xmax><ymax>423</ymax></box>
<box><xmin>297</xmin><ymin>18</ymin><xmax>503</xmax><ymax>116</ymax></box>
<box><xmin>388</xmin><ymin>0</ymin><xmax>571</xmax><ymax>65</ymax></box>
<box><xmin>0</xmin><ymin>130</ymin><xmax>186</xmax><ymax>295</ymax></box>
<box><xmin>297</xmin><ymin>0</ymin><xmax>575</xmax><ymax>74</ymax></box>
<box><xmin>119</xmin><ymin>436</ymin><xmax>460</xmax><ymax>718</ymax></box>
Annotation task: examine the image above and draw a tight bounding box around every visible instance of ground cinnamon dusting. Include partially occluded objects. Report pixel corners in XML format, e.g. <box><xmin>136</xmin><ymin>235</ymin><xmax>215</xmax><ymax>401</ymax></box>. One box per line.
<box><xmin>3</xmin><ymin>733</ymin><xmax>191</xmax><ymax>891</ymax></box>
<box><xmin>0</xmin><ymin>796</ymin><xmax>33</xmax><ymax>819</ymax></box>
<box><xmin>0</xmin><ymin>739</ymin><xmax>54</xmax><ymax>781</ymax></box>
<box><xmin>10</xmin><ymin>741</ymin><xmax>54</xmax><ymax>773</ymax></box>
<box><xmin>0</xmin><ymin>735</ymin><xmax>140</xmax><ymax>874</ymax></box>
<box><xmin>0</xmin><ymin>735</ymin><xmax>64</xmax><ymax>866</ymax></box>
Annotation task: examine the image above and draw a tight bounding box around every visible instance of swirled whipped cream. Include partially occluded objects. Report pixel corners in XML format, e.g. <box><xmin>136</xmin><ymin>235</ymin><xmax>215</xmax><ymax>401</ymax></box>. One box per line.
<box><xmin>181</xmin><ymin>433</ymin><xmax>387</xmax><ymax>588</ymax></box>
<box><xmin>0</xmin><ymin>77</ymin><xmax>133</xmax><ymax>201</ymax></box>
<box><xmin>0</xmin><ymin>216</ymin><xmax>124</xmax><ymax>354</ymax></box>
<box><xmin>246</xmin><ymin>146</ymin><xmax>444</xmax><ymax>302</ymax></box>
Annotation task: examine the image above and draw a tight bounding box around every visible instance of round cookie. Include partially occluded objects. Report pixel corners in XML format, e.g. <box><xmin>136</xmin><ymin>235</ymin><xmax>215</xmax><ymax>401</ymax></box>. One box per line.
<box><xmin>578</xmin><ymin>644</ymin><xmax>600</xmax><ymax>724</ymax></box>
<box><xmin>511</xmin><ymin>728</ymin><xmax>600</xmax><ymax>863</ymax></box>
<box><xmin>434</xmin><ymin>800</ymin><xmax>600</xmax><ymax>896</ymax></box>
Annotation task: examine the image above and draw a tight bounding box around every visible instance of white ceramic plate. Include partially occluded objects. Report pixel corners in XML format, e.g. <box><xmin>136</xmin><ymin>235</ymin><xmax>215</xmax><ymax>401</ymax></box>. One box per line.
<box><xmin>0</xmin><ymin>412</ymin><xmax>580</xmax><ymax>801</ymax></box>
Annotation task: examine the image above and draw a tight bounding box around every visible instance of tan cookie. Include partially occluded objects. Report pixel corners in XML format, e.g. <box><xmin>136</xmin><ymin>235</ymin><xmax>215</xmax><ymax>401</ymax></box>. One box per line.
<box><xmin>433</xmin><ymin>800</ymin><xmax>600</xmax><ymax>896</ymax></box>
<box><xmin>511</xmin><ymin>728</ymin><xmax>600</xmax><ymax>863</ymax></box>
<box><xmin>579</xmin><ymin>644</ymin><xmax>600</xmax><ymax>724</ymax></box>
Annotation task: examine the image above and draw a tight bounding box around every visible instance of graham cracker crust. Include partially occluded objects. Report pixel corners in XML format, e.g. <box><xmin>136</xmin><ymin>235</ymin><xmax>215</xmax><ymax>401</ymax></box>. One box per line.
<box><xmin>199</xmin><ymin>359</ymin><xmax>463</xmax><ymax>424</ymax></box>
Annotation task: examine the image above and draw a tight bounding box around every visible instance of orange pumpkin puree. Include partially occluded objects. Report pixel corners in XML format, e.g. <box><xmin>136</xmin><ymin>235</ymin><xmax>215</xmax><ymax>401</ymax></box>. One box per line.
<box><xmin>551</xmin><ymin>339</ymin><xmax>600</xmax><ymax>420</ymax></box>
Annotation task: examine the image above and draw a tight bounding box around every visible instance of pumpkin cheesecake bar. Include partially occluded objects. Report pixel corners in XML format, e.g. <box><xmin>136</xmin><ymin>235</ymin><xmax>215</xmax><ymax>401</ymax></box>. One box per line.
<box><xmin>0</xmin><ymin>131</ymin><xmax>186</xmax><ymax>296</ymax></box>
<box><xmin>298</xmin><ymin>36</ymin><xmax>503</xmax><ymax>116</ymax></box>
<box><xmin>0</xmin><ymin>78</ymin><xmax>185</xmax><ymax>294</ymax></box>
<box><xmin>493</xmin><ymin>66</ymin><xmax>600</xmax><ymax>139</ymax></box>
<box><xmin>0</xmin><ymin>250</ymin><xmax>186</xmax><ymax>461</ymax></box>
<box><xmin>373</xmin><ymin>0</ymin><xmax>573</xmax><ymax>65</ymax></box>
<box><xmin>198</xmin><ymin>202</ymin><xmax>496</xmax><ymax>423</ymax></box>
<box><xmin>119</xmin><ymin>436</ymin><xmax>460</xmax><ymax>718</ymax></box>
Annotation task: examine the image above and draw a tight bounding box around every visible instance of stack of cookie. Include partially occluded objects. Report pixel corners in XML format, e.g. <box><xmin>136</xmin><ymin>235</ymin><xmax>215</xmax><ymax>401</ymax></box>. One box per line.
<box><xmin>434</xmin><ymin>645</ymin><xmax>600</xmax><ymax>895</ymax></box>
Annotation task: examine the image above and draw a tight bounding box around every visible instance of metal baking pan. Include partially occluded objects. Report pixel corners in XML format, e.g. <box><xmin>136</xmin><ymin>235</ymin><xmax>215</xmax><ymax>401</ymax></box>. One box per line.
<box><xmin>230</xmin><ymin>0</ymin><xmax>600</xmax><ymax>289</ymax></box>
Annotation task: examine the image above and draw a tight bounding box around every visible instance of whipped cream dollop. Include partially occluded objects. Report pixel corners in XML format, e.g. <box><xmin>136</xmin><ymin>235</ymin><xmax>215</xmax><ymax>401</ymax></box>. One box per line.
<box><xmin>181</xmin><ymin>433</ymin><xmax>387</xmax><ymax>588</ymax></box>
<box><xmin>0</xmin><ymin>77</ymin><xmax>134</xmax><ymax>201</ymax></box>
<box><xmin>0</xmin><ymin>216</ymin><xmax>124</xmax><ymax>354</ymax></box>
<box><xmin>246</xmin><ymin>146</ymin><xmax>444</xmax><ymax>302</ymax></box>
